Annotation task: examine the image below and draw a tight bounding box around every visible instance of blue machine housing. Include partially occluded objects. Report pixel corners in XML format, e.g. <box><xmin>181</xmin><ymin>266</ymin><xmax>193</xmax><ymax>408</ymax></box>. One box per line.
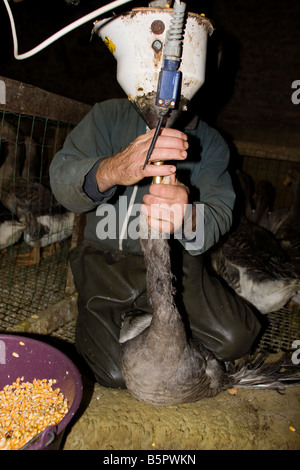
<box><xmin>155</xmin><ymin>59</ymin><xmax>181</xmax><ymax>109</ymax></box>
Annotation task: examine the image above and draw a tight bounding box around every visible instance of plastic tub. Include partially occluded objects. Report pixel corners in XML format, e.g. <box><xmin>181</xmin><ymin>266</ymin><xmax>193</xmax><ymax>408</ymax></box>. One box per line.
<box><xmin>0</xmin><ymin>334</ymin><xmax>83</xmax><ymax>450</ymax></box>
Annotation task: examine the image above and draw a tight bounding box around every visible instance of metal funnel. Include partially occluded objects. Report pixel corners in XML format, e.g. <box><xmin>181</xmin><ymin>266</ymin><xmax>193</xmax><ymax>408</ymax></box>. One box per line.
<box><xmin>93</xmin><ymin>7</ymin><xmax>213</xmax><ymax>129</ymax></box>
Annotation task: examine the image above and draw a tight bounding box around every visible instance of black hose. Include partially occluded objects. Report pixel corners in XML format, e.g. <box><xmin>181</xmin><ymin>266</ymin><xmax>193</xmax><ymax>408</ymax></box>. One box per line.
<box><xmin>142</xmin><ymin>114</ymin><xmax>165</xmax><ymax>170</ymax></box>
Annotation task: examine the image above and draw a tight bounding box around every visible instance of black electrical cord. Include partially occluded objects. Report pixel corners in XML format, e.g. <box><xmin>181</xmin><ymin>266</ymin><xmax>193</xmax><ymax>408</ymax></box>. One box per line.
<box><xmin>142</xmin><ymin>114</ymin><xmax>165</xmax><ymax>170</ymax></box>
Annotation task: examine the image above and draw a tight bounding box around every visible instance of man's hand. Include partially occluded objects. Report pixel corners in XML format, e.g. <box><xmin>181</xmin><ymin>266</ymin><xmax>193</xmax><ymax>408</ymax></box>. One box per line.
<box><xmin>141</xmin><ymin>173</ymin><xmax>190</xmax><ymax>234</ymax></box>
<box><xmin>95</xmin><ymin>128</ymin><xmax>188</xmax><ymax>192</ymax></box>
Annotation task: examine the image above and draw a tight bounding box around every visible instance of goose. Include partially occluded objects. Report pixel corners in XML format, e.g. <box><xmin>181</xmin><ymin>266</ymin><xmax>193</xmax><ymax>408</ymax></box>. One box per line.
<box><xmin>232</xmin><ymin>169</ymin><xmax>256</xmax><ymax>223</ymax></box>
<box><xmin>0</xmin><ymin>220</ymin><xmax>25</xmax><ymax>251</ymax></box>
<box><xmin>252</xmin><ymin>180</ymin><xmax>286</xmax><ymax>233</ymax></box>
<box><xmin>237</xmin><ymin>168</ymin><xmax>300</xmax><ymax>262</ymax></box>
<box><xmin>119</xmin><ymin>214</ymin><xmax>300</xmax><ymax>406</ymax></box>
<box><xmin>251</xmin><ymin>179</ymin><xmax>275</xmax><ymax>229</ymax></box>
<box><xmin>250</xmin><ymin>166</ymin><xmax>300</xmax><ymax>243</ymax></box>
<box><xmin>0</xmin><ymin>203</ymin><xmax>25</xmax><ymax>251</ymax></box>
<box><xmin>1</xmin><ymin>179</ymin><xmax>74</xmax><ymax>264</ymax></box>
<box><xmin>20</xmin><ymin>210</ymin><xmax>75</xmax><ymax>264</ymax></box>
<box><xmin>209</xmin><ymin>169</ymin><xmax>300</xmax><ymax>313</ymax></box>
<box><xmin>0</xmin><ymin>121</ymin><xmax>25</xmax><ymax>200</ymax></box>
<box><xmin>233</xmin><ymin>170</ymin><xmax>274</xmax><ymax>226</ymax></box>
<box><xmin>210</xmin><ymin>216</ymin><xmax>300</xmax><ymax>313</ymax></box>
<box><xmin>271</xmin><ymin>165</ymin><xmax>300</xmax><ymax>261</ymax></box>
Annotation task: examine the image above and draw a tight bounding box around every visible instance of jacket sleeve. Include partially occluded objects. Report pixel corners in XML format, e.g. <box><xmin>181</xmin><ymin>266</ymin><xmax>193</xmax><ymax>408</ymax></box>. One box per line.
<box><xmin>177</xmin><ymin>121</ymin><xmax>235</xmax><ymax>255</ymax></box>
<box><xmin>49</xmin><ymin>103</ymin><xmax>117</xmax><ymax>213</ymax></box>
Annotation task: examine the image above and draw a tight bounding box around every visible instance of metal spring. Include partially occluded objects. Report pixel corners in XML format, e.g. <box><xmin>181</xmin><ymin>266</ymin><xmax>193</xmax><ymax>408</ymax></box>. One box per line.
<box><xmin>166</xmin><ymin>3</ymin><xmax>186</xmax><ymax>45</ymax></box>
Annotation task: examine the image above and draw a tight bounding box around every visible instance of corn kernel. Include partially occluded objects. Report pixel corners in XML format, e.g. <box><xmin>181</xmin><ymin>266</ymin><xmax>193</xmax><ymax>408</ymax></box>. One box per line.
<box><xmin>0</xmin><ymin>377</ymin><xmax>69</xmax><ymax>450</ymax></box>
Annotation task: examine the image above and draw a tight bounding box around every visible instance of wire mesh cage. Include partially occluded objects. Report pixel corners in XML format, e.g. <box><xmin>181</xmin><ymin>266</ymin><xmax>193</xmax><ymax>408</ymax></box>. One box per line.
<box><xmin>242</xmin><ymin>155</ymin><xmax>294</xmax><ymax>210</ymax></box>
<box><xmin>0</xmin><ymin>76</ymin><xmax>90</xmax><ymax>336</ymax></box>
<box><xmin>0</xmin><ymin>110</ymin><xmax>74</xmax><ymax>333</ymax></box>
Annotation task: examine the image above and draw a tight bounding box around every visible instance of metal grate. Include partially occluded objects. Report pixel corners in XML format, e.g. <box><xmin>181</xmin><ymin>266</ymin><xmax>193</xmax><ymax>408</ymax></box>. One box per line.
<box><xmin>51</xmin><ymin>318</ymin><xmax>77</xmax><ymax>344</ymax></box>
<box><xmin>255</xmin><ymin>303</ymin><xmax>300</xmax><ymax>354</ymax></box>
<box><xmin>241</xmin><ymin>155</ymin><xmax>294</xmax><ymax>210</ymax></box>
<box><xmin>0</xmin><ymin>109</ymin><xmax>75</xmax><ymax>333</ymax></box>
<box><xmin>0</xmin><ymin>240</ymin><xmax>70</xmax><ymax>331</ymax></box>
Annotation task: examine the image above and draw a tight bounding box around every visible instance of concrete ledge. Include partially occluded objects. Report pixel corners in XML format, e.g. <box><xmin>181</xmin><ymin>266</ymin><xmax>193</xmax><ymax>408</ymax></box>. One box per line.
<box><xmin>10</xmin><ymin>294</ymin><xmax>78</xmax><ymax>335</ymax></box>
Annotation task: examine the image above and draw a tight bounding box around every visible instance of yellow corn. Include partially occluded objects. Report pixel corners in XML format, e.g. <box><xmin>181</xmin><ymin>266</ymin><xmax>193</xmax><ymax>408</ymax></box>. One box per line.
<box><xmin>0</xmin><ymin>377</ymin><xmax>69</xmax><ymax>450</ymax></box>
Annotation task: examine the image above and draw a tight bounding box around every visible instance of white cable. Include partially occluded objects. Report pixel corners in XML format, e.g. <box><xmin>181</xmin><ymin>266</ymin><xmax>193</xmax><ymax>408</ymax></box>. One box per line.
<box><xmin>2</xmin><ymin>0</ymin><xmax>135</xmax><ymax>60</ymax></box>
<box><xmin>119</xmin><ymin>184</ymin><xmax>138</xmax><ymax>251</ymax></box>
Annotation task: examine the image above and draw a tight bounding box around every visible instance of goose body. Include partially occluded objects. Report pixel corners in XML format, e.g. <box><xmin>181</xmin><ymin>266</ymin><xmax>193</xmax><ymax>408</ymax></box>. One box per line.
<box><xmin>250</xmin><ymin>166</ymin><xmax>300</xmax><ymax>258</ymax></box>
<box><xmin>120</xmin><ymin>215</ymin><xmax>300</xmax><ymax>406</ymax></box>
<box><xmin>251</xmin><ymin>180</ymin><xmax>275</xmax><ymax>229</ymax></box>
<box><xmin>1</xmin><ymin>179</ymin><xmax>74</xmax><ymax>264</ymax></box>
<box><xmin>272</xmin><ymin>166</ymin><xmax>300</xmax><ymax>261</ymax></box>
<box><xmin>234</xmin><ymin>170</ymin><xmax>274</xmax><ymax>226</ymax></box>
<box><xmin>0</xmin><ymin>219</ymin><xmax>25</xmax><ymax>250</ymax></box>
<box><xmin>0</xmin><ymin>203</ymin><xmax>25</xmax><ymax>250</ymax></box>
<box><xmin>0</xmin><ymin>121</ymin><xmax>25</xmax><ymax>200</ymax></box>
<box><xmin>210</xmin><ymin>216</ymin><xmax>300</xmax><ymax>313</ymax></box>
<box><xmin>210</xmin><ymin>170</ymin><xmax>300</xmax><ymax>313</ymax></box>
<box><xmin>120</xmin><ymin>216</ymin><xmax>229</xmax><ymax>405</ymax></box>
<box><xmin>23</xmin><ymin>212</ymin><xmax>75</xmax><ymax>248</ymax></box>
<box><xmin>1</xmin><ymin>179</ymin><xmax>61</xmax><ymax>221</ymax></box>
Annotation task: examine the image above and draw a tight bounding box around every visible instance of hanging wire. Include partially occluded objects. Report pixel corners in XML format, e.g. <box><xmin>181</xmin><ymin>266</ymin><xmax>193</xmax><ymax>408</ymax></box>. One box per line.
<box><xmin>2</xmin><ymin>0</ymin><xmax>136</xmax><ymax>60</ymax></box>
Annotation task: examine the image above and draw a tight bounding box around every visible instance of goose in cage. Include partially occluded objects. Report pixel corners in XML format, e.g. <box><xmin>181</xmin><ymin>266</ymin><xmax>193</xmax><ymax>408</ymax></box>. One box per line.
<box><xmin>1</xmin><ymin>179</ymin><xmax>74</xmax><ymax>264</ymax></box>
<box><xmin>0</xmin><ymin>202</ymin><xmax>25</xmax><ymax>251</ymax></box>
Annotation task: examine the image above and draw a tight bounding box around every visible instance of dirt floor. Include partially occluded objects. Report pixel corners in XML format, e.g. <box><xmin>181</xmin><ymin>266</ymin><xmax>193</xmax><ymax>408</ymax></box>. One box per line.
<box><xmin>62</xmin><ymin>368</ymin><xmax>300</xmax><ymax>451</ymax></box>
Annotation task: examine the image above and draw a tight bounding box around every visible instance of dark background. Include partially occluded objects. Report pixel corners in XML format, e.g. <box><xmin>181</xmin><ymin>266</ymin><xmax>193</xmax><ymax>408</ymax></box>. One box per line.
<box><xmin>1</xmin><ymin>0</ymin><xmax>299</xmax><ymax>147</ymax></box>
